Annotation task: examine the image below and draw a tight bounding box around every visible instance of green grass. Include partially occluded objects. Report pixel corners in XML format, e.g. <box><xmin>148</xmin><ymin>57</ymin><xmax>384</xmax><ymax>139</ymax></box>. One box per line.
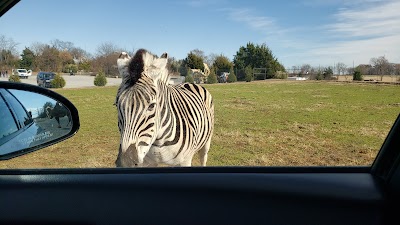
<box><xmin>1</xmin><ymin>81</ymin><xmax>399</xmax><ymax>168</ymax></box>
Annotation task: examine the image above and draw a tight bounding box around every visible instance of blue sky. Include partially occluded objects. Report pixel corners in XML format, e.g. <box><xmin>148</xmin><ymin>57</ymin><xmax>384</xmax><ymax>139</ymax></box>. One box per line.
<box><xmin>1</xmin><ymin>0</ymin><xmax>399</xmax><ymax>69</ymax></box>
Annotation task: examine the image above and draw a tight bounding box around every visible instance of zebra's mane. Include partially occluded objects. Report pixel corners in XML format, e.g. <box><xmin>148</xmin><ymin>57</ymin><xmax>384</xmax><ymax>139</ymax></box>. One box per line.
<box><xmin>126</xmin><ymin>49</ymin><xmax>169</xmax><ymax>86</ymax></box>
<box><xmin>127</xmin><ymin>49</ymin><xmax>146</xmax><ymax>86</ymax></box>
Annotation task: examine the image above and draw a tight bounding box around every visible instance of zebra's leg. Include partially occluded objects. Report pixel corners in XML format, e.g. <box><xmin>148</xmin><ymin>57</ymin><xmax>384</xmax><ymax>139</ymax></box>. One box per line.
<box><xmin>55</xmin><ymin>117</ymin><xmax>61</xmax><ymax>128</ymax></box>
<box><xmin>199</xmin><ymin>138</ymin><xmax>212</xmax><ymax>166</ymax></box>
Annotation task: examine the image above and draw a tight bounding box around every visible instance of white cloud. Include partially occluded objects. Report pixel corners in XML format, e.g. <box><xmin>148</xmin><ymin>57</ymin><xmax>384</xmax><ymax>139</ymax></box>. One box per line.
<box><xmin>328</xmin><ymin>0</ymin><xmax>400</xmax><ymax>38</ymax></box>
<box><xmin>293</xmin><ymin>0</ymin><xmax>400</xmax><ymax>67</ymax></box>
<box><xmin>308</xmin><ymin>34</ymin><xmax>400</xmax><ymax>65</ymax></box>
<box><xmin>187</xmin><ymin>1</ymin><xmax>400</xmax><ymax>67</ymax></box>
<box><xmin>222</xmin><ymin>8</ymin><xmax>286</xmax><ymax>35</ymax></box>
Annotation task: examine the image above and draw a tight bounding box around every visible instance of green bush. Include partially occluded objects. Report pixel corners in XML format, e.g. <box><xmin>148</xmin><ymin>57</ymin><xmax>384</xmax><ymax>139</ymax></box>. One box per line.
<box><xmin>323</xmin><ymin>67</ymin><xmax>333</xmax><ymax>80</ymax></box>
<box><xmin>51</xmin><ymin>73</ymin><xmax>66</xmax><ymax>88</ymax></box>
<box><xmin>227</xmin><ymin>73</ymin><xmax>237</xmax><ymax>83</ymax></box>
<box><xmin>316</xmin><ymin>71</ymin><xmax>323</xmax><ymax>80</ymax></box>
<box><xmin>244</xmin><ymin>66</ymin><xmax>253</xmax><ymax>82</ymax></box>
<box><xmin>227</xmin><ymin>67</ymin><xmax>237</xmax><ymax>83</ymax></box>
<box><xmin>94</xmin><ymin>71</ymin><xmax>108</xmax><ymax>86</ymax></box>
<box><xmin>275</xmin><ymin>71</ymin><xmax>288</xmax><ymax>79</ymax></box>
<box><xmin>185</xmin><ymin>74</ymin><xmax>194</xmax><ymax>83</ymax></box>
<box><xmin>353</xmin><ymin>70</ymin><xmax>363</xmax><ymax>81</ymax></box>
<box><xmin>207</xmin><ymin>70</ymin><xmax>217</xmax><ymax>84</ymax></box>
<box><xmin>8</xmin><ymin>75</ymin><xmax>21</xmax><ymax>82</ymax></box>
<box><xmin>63</xmin><ymin>64</ymin><xmax>78</xmax><ymax>73</ymax></box>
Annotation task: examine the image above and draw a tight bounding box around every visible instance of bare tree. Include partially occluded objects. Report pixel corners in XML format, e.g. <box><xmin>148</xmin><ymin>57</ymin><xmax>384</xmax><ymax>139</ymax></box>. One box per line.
<box><xmin>336</xmin><ymin>62</ymin><xmax>347</xmax><ymax>75</ymax></box>
<box><xmin>395</xmin><ymin>64</ymin><xmax>400</xmax><ymax>75</ymax></box>
<box><xmin>335</xmin><ymin>62</ymin><xmax>347</xmax><ymax>80</ymax></box>
<box><xmin>346</xmin><ymin>67</ymin><xmax>354</xmax><ymax>81</ymax></box>
<box><xmin>70</xmin><ymin>47</ymin><xmax>91</xmax><ymax>61</ymax></box>
<box><xmin>30</xmin><ymin>42</ymin><xmax>47</xmax><ymax>56</ymax></box>
<box><xmin>35</xmin><ymin>45</ymin><xmax>60</xmax><ymax>72</ymax></box>
<box><xmin>300</xmin><ymin>64</ymin><xmax>311</xmax><ymax>76</ymax></box>
<box><xmin>0</xmin><ymin>35</ymin><xmax>18</xmax><ymax>54</ymax></box>
<box><xmin>96</xmin><ymin>42</ymin><xmax>123</xmax><ymax>56</ymax></box>
<box><xmin>205</xmin><ymin>53</ymin><xmax>218</xmax><ymax>67</ymax></box>
<box><xmin>0</xmin><ymin>35</ymin><xmax>19</xmax><ymax>69</ymax></box>
<box><xmin>290</xmin><ymin>65</ymin><xmax>300</xmax><ymax>76</ymax></box>
<box><xmin>51</xmin><ymin>39</ymin><xmax>75</xmax><ymax>51</ymax></box>
<box><xmin>370</xmin><ymin>56</ymin><xmax>390</xmax><ymax>81</ymax></box>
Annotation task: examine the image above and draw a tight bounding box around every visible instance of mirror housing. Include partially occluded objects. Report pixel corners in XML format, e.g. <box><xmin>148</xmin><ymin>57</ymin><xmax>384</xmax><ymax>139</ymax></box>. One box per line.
<box><xmin>0</xmin><ymin>81</ymin><xmax>79</xmax><ymax>160</ymax></box>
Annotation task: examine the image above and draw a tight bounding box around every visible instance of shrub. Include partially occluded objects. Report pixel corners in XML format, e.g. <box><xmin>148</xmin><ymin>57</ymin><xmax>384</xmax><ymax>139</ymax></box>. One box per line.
<box><xmin>63</xmin><ymin>64</ymin><xmax>78</xmax><ymax>73</ymax></box>
<box><xmin>227</xmin><ymin>73</ymin><xmax>237</xmax><ymax>83</ymax></box>
<box><xmin>323</xmin><ymin>67</ymin><xmax>333</xmax><ymax>80</ymax></box>
<box><xmin>244</xmin><ymin>66</ymin><xmax>253</xmax><ymax>82</ymax></box>
<box><xmin>353</xmin><ymin>70</ymin><xmax>363</xmax><ymax>81</ymax></box>
<box><xmin>207</xmin><ymin>70</ymin><xmax>217</xmax><ymax>84</ymax></box>
<box><xmin>275</xmin><ymin>71</ymin><xmax>288</xmax><ymax>79</ymax></box>
<box><xmin>227</xmin><ymin>67</ymin><xmax>237</xmax><ymax>83</ymax></box>
<box><xmin>51</xmin><ymin>73</ymin><xmax>66</xmax><ymax>88</ymax></box>
<box><xmin>185</xmin><ymin>74</ymin><xmax>194</xmax><ymax>83</ymax></box>
<box><xmin>315</xmin><ymin>71</ymin><xmax>323</xmax><ymax>80</ymax></box>
<box><xmin>94</xmin><ymin>71</ymin><xmax>107</xmax><ymax>86</ymax></box>
<box><xmin>8</xmin><ymin>75</ymin><xmax>21</xmax><ymax>82</ymax></box>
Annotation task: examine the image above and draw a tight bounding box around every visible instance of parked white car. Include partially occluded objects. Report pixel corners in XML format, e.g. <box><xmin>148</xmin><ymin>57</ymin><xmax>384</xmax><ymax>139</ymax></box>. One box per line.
<box><xmin>13</xmin><ymin>69</ymin><xmax>32</xmax><ymax>79</ymax></box>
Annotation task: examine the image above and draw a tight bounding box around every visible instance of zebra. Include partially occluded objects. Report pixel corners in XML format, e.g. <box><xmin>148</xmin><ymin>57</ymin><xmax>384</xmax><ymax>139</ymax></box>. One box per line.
<box><xmin>115</xmin><ymin>49</ymin><xmax>214</xmax><ymax>167</ymax></box>
<box><xmin>45</xmin><ymin>102</ymin><xmax>72</xmax><ymax>128</ymax></box>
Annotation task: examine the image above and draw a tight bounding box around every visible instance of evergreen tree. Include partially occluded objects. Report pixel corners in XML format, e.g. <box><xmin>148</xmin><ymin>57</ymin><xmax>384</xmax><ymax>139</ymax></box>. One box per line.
<box><xmin>233</xmin><ymin>42</ymin><xmax>285</xmax><ymax>80</ymax></box>
<box><xmin>19</xmin><ymin>47</ymin><xmax>35</xmax><ymax>69</ymax></box>
<box><xmin>227</xmin><ymin>67</ymin><xmax>237</xmax><ymax>83</ymax></box>
<box><xmin>184</xmin><ymin>51</ymin><xmax>204</xmax><ymax>71</ymax></box>
<box><xmin>207</xmin><ymin>68</ymin><xmax>217</xmax><ymax>84</ymax></box>
<box><xmin>244</xmin><ymin>65</ymin><xmax>253</xmax><ymax>82</ymax></box>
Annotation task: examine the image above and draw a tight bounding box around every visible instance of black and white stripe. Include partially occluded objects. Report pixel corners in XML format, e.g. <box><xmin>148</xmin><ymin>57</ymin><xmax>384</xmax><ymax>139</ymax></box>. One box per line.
<box><xmin>115</xmin><ymin>49</ymin><xmax>214</xmax><ymax>167</ymax></box>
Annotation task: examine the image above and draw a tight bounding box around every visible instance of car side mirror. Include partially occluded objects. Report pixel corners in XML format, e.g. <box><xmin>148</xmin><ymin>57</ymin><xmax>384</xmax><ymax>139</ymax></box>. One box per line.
<box><xmin>0</xmin><ymin>81</ymin><xmax>79</xmax><ymax>160</ymax></box>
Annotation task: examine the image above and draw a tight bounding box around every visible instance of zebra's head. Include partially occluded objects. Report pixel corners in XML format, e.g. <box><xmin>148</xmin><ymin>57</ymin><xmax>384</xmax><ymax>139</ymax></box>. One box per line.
<box><xmin>115</xmin><ymin>49</ymin><xmax>168</xmax><ymax>167</ymax></box>
<box><xmin>45</xmin><ymin>106</ymin><xmax>52</xmax><ymax>119</ymax></box>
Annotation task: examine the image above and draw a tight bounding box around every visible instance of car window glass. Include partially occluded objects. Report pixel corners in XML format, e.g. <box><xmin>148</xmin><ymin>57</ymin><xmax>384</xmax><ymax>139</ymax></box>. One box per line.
<box><xmin>0</xmin><ymin>1</ymin><xmax>399</xmax><ymax>168</ymax></box>
<box><xmin>2</xmin><ymin>90</ymin><xmax>32</xmax><ymax>128</ymax></box>
<box><xmin>0</xmin><ymin>94</ymin><xmax>19</xmax><ymax>140</ymax></box>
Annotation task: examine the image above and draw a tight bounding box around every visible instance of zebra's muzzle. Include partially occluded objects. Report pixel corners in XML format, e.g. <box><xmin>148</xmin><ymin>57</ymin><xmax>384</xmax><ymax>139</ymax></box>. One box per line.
<box><xmin>115</xmin><ymin>144</ymin><xmax>142</xmax><ymax>167</ymax></box>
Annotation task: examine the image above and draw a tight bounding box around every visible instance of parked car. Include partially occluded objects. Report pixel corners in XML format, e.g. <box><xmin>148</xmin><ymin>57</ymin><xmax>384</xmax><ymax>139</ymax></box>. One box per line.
<box><xmin>12</xmin><ymin>68</ymin><xmax>32</xmax><ymax>79</ymax></box>
<box><xmin>37</xmin><ymin>71</ymin><xmax>56</xmax><ymax>88</ymax></box>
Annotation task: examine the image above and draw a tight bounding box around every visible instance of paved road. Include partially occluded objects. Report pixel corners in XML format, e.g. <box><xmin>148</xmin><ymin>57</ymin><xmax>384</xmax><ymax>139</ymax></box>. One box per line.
<box><xmin>0</xmin><ymin>74</ymin><xmax>122</xmax><ymax>89</ymax></box>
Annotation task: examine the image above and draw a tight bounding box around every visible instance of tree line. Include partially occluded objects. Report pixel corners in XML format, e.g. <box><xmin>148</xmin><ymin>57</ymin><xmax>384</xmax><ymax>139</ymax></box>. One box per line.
<box><xmin>1</xmin><ymin>35</ymin><xmax>286</xmax><ymax>81</ymax></box>
<box><xmin>290</xmin><ymin>56</ymin><xmax>400</xmax><ymax>81</ymax></box>
<box><xmin>1</xmin><ymin>36</ymin><xmax>131</xmax><ymax>77</ymax></box>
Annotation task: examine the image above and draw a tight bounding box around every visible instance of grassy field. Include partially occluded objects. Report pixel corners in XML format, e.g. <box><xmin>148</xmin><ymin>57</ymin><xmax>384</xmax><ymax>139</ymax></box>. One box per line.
<box><xmin>1</xmin><ymin>80</ymin><xmax>399</xmax><ymax>168</ymax></box>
